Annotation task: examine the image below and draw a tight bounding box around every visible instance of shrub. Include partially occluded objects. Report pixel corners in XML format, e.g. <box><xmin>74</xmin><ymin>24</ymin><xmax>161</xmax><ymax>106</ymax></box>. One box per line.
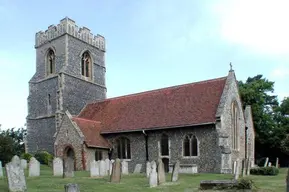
<box><xmin>21</xmin><ymin>153</ymin><xmax>33</xmax><ymax>162</ymax></box>
<box><xmin>34</xmin><ymin>151</ymin><xmax>53</xmax><ymax>165</ymax></box>
<box><xmin>237</xmin><ymin>178</ymin><xmax>254</xmax><ymax>189</ymax></box>
<box><xmin>250</xmin><ymin>166</ymin><xmax>279</xmax><ymax>175</ymax></box>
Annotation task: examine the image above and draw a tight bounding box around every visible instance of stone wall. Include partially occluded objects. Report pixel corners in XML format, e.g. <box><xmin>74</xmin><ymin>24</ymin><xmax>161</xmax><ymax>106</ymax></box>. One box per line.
<box><xmin>103</xmin><ymin>125</ymin><xmax>221</xmax><ymax>173</ymax></box>
<box><xmin>54</xmin><ymin>113</ymin><xmax>84</xmax><ymax>171</ymax></box>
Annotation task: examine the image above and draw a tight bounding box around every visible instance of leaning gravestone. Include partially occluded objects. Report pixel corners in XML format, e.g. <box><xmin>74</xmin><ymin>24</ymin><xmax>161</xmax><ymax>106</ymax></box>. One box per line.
<box><xmin>234</xmin><ymin>160</ymin><xmax>240</xmax><ymax>180</ymax></box>
<box><xmin>105</xmin><ymin>158</ymin><xmax>110</xmax><ymax>175</ymax></box>
<box><xmin>146</xmin><ymin>161</ymin><xmax>151</xmax><ymax>178</ymax></box>
<box><xmin>276</xmin><ymin>157</ymin><xmax>279</xmax><ymax>168</ymax></box>
<box><xmin>121</xmin><ymin>161</ymin><xmax>128</xmax><ymax>175</ymax></box>
<box><xmin>171</xmin><ymin>160</ymin><xmax>180</xmax><ymax>182</ymax></box>
<box><xmin>133</xmin><ymin>164</ymin><xmax>142</xmax><ymax>173</ymax></box>
<box><xmin>99</xmin><ymin>160</ymin><xmax>106</xmax><ymax>176</ymax></box>
<box><xmin>110</xmin><ymin>158</ymin><xmax>121</xmax><ymax>183</ymax></box>
<box><xmin>157</xmin><ymin>158</ymin><xmax>166</xmax><ymax>184</ymax></box>
<box><xmin>90</xmin><ymin>160</ymin><xmax>100</xmax><ymax>177</ymax></box>
<box><xmin>0</xmin><ymin>161</ymin><xmax>3</xmax><ymax>177</ymax></box>
<box><xmin>6</xmin><ymin>155</ymin><xmax>27</xmax><ymax>192</ymax></box>
<box><xmin>20</xmin><ymin>159</ymin><xmax>27</xmax><ymax>169</ymax></box>
<box><xmin>149</xmin><ymin>161</ymin><xmax>158</xmax><ymax>188</ymax></box>
<box><xmin>63</xmin><ymin>158</ymin><xmax>74</xmax><ymax>178</ymax></box>
<box><xmin>53</xmin><ymin>157</ymin><xmax>63</xmax><ymax>176</ymax></box>
<box><xmin>65</xmin><ymin>183</ymin><xmax>80</xmax><ymax>192</ymax></box>
<box><xmin>264</xmin><ymin>157</ymin><xmax>269</xmax><ymax>167</ymax></box>
<box><xmin>29</xmin><ymin>157</ymin><xmax>40</xmax><ymax>177</ymax></box>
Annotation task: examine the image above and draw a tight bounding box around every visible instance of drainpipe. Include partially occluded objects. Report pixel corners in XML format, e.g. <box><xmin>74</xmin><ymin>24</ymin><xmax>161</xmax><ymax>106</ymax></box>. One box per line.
<box><xmin>143</xmin><ymin>130</ymin><xmax>149</xmax><ymax>161</ymax></box>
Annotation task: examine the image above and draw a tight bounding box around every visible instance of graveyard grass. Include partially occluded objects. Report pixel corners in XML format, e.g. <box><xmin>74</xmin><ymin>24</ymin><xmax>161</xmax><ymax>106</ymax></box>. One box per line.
<box><xmin>0</xmin><ymin>165</ymin><xmax>286</xmax><ymax>192</ymax></box>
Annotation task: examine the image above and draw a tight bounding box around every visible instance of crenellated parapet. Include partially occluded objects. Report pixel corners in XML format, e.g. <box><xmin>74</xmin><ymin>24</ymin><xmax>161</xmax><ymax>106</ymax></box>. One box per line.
<box><xmin>35</xmin><ymin>17</ymin><xmax>105</xmax><ymax>51</ymax></box>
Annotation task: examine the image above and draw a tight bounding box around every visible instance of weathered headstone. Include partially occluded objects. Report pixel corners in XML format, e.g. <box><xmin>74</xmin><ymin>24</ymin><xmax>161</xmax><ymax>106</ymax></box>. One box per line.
<box><xmin>149</xmin><ymin>161</ymin><xmax>158</xmax><ymax>187</ymax></box>
<box><xmin>264</xmin><ymin>157</ymin><xmax>269</xmax><ymax>167</ymax></box>
<box><xmin>90</xmin><ymin>160</ymin><xmax>100</xmax><ymax>177</ymax></box>
<box><xmin>20</xmin><ymin>159</ymin><xmax>27</xmax><ymax>169</ymax></box>
<box><xmin>133</xmin><ymin>164</ymin><xmax>142</xmax><ymax>173</ymax></box>
<box><xmin>63</xmin><ymin>157</ymin><xmax>74</xmax><ymax>178</ymax></box>
<box><xmin>110</xmin><ymin>158</ymin><xmax>121</xmax><ymax>183</ymax></box>
<box><xmin>11</xmin><ymin>155</ymin><xmax>21</xmax><ymax>166</ymax></box>
<box><xmin>171</xmin><ymin>160</ymin><xmax>180</xmax><ymax>182</ymax></box>
<box><xmin>29</xmin><ymin>157</ymin><xmax>40</xmax><ymax>177</ymax></box>
<box><xmin>157</xmin><ymin>158</ymin><xmax>166</xmax><ymax>184</ymax></box>
<box><xmin>121</xmin><ymin>161</ymin><xmax>128</xmax><ymax>175</ymax></box>
<box><xmin>6</xmin><ymin>156</ymin><xmax>27</xmax><ymax>192</ymax></box>
<box><xmin>0</xmin><ymin>161</ymin><xmax>3</xmax><ymax>177</ymax></box>
<box><xmin>276</xmin><ymin>157</ymin><xmax>279</xmax><ymax>168</ymax></box>
<box><xmin>53</xmin><ymin>157</ymin><xmax>63</xmax><ymax>176</ymax></box>
<box><xmin>99</xmin><ymin>160</ymin><xmax>106</xmax><ymax>176</ymax></box>
<box><xmin>234</xmin><ymin>160</ymin><xmax>240</xmax><ymax>180</ymax></box>
<box><xmin>268</xmin><ymin>162</ymin><xmax>272</xmax><ymax>167</ymax></box>
<box><xmin>65</xmin><ymin>183</ymin><xmax>80</xmax><ymax>192</ymax></box>
<box><xmin>105</xmin><ymin>158</ymin><xmax>110</xmax><ymax>175</ymax></box>
<box><xmin>146</xmin><ymin>161</ymin><xmax>151</xmax><ymax>178</ymax></box>
<box><xmin>233</xmin><ymin>161</ymin><xmax>237</xmax><ymax>174</ymax></box>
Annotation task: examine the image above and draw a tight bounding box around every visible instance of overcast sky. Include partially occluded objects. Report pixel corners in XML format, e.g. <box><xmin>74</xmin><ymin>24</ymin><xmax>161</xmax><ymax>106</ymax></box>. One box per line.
<box><xmin>0</xmin><ymin>0</ymin><xmax>288</xmax><ymax>129</ymax></box>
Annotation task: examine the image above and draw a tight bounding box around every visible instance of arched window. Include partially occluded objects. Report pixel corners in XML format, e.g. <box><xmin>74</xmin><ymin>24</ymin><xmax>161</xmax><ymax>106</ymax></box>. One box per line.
<box><xmin>183</xmin><ymin>134</ymin><xmax>198</xmax><ymax>157</ymax></box>
<box><xmin>47</xmin><ymin>49</ymin><xmax>55</xmax><ymax>75</ymax></box>
<box><xmin>161</xmin><ymin>134</ymin><xmax>169</xmax><ymax>156</ymax></box>
<box><xmin>95</xmin><ymin>150</ymin><xmax>103</xmax><ymax>161</ymax></box>
<box><xmin>231</xmin><ymin>101</ymin><xmax>239</xmax><ymax>150</ymax></box>
<box><xmin>116</xmin><ymin>137</ymin><xmax>131</xmax><ymax>159</ymax></box>
<box><xmin>81</xmin><ymin>51</ymin><xmax>92</xmax><ymax>78</ymax></box>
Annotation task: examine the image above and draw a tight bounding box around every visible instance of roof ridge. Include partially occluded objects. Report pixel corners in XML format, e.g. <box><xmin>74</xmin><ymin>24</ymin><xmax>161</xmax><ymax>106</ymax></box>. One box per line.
<box><xmin>73</xmin><ymin>117</ymin><xmax>101</xmax><ymax>124</ymax></box>
<box><xmin>90</xmin><ymin>76</ymin><xmax>227</xmax><ymax>104</ymax></box>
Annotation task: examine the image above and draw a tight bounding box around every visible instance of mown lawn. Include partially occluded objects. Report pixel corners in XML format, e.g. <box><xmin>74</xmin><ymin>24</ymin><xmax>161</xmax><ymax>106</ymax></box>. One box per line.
<box><xmin>0</xmin><ymin>166</ymin><xmax>286</xmax><ymax>192</ymax></box>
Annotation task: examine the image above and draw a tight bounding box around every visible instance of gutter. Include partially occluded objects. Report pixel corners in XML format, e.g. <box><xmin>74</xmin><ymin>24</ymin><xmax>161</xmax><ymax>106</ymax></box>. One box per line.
<box><xmin>100</xmin><ymin>121</ymin><xmax>216</xmax><ymax>135</ymax></box>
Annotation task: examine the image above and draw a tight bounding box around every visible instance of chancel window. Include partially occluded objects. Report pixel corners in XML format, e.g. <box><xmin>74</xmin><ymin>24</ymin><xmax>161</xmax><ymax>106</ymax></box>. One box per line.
<box><xmin>81</xmin><ymin>52</ymin><xmax>92</xmax><ymax>78</ymax></box>
<box><xmin>231</xmin><ymin>101</ymin><xmax>239</xmax><ymax>150</ymax></box>
<box><xmin>116</xmin><ymin>137</ymin><xmax>131</xmax><ymax>159</ymax></box>
<box><xmin>95</xmin><ymin>150</ymin><xmax>103</xmax><ymax>161</ymax></box>
<box><xmin>161</xmin><ymin>134</ymin><xmax>169</xmax><ymax>156</ymax></box>
<box><xmin>183</xmin><ymin>134</ymin><xmax>198</xmax><ymax>157</ymax></box>
<box><xmin>47</xmin><ymin>49</ymin><xmax>55</xmax><ymax>75</ymax></box>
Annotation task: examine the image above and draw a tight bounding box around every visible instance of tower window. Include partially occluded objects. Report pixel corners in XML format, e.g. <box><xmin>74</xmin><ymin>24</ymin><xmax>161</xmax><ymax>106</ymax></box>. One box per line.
<box><xmin>47</xmin><ymin>49</ymin><xmax>55</xmax><ymax>75</ymax></box>
<box><xmin>48</xmin><ymin>94</ymin><xmax>51</xmax><ymax>105</ymax></box>
<box><xmin>81</xmin><ymin>52</ymin><xmax>92</xmax><ymax>78</ymax></box>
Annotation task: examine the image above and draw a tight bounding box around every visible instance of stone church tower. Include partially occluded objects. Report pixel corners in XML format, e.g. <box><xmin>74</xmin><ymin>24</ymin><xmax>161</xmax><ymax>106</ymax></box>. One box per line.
<box><xmin>26</xmin><ymin>17</ymin><xmax>107</xmax><ymax>154</ymax></box>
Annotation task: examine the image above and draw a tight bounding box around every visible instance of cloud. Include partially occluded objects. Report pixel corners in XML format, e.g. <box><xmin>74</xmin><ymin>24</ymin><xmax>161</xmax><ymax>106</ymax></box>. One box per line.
<box><xmin>270</xmin><ymin>66</ymin><xmax>289</xmax><ymax>79</ymax></box>
<box><xmin>213</xmin><ymin>0</ymin><xmax>289</xmax><ymax>56</ymax></box>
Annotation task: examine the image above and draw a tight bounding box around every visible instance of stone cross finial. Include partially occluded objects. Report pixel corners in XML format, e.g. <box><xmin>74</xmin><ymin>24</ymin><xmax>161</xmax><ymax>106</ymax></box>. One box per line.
<box><xmin>229</xmin><ymin>62</ymin><xmax>233</xmax><ymax>71</ymax></box>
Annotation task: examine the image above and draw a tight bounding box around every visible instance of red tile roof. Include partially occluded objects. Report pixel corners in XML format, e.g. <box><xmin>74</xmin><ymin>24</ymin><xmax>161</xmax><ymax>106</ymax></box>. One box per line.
<box><xmin>78</xmin><ymin>76</ymin><xmax>227</xmax><ymax>133</ymax></box>
<box><xmin>72</xmin><ymin>117</ymin><xmax>111</xmax><ymax>148</ymax></box>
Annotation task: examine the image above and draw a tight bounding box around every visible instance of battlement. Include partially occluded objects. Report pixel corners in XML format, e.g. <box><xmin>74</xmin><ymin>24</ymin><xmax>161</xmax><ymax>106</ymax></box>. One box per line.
<box><xmin>35</xmin><ymin>17</ymin><xmax>105</xmax><ymax>51</ymax></box>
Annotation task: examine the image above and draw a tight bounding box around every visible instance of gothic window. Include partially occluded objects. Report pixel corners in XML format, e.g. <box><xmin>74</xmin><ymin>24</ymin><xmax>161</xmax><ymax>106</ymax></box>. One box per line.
<box><xmin>161</xmin><ymin>134</ymin><xmax>169</xmax><ymax>156</ymax></box>
<box><xmin>95</xmin><ymin>150</ymin><xmax>103</xmax><ymax>161</ymax></box>
<box><xmin>183</xmin><ymin>134</ymin><xmax>198</xmax><ymax>157</ymax></box>
<box><xmin>81</xmin><ymin>51</ymin><xmax>92</xmax><ymax>78</ymax></box>
<box><xmin>47</xmin><ymin>49</ymin><xmax>55</xmax><ymax>75</ymax></box>
<box><xmin>116</xmin><ymin>137</ymin><xmax>131</xmax><ymax>159</ymax></box>
<box><xmin>231</xmin><ymin>101</ymin><xmax>239</xmax><ymax>150</ymax></box>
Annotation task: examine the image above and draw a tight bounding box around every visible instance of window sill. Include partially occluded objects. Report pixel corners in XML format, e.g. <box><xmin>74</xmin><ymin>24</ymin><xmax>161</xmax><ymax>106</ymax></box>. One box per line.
<box><xmin>182</xmin><ymin>156</ymin><xmax>199</xmax><ymax>159</ymax></box>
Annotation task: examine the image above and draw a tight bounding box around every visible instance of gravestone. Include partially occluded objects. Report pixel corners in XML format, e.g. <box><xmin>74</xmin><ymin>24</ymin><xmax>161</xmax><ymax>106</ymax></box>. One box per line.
<box><xmin>146</xmin><ymin>161</ymin><xmax>151</xmax><ymax>178</ymax></box>
<box><xmin>110</xmin><ymin>158</ymin><xmax>121</xmax><ymax>183</ymax></box>
<box><xmin>0</xmin><ymin>161</ymin><xmax>3</xmax><ymax>177</ymax></box>
<box><xmin>99</xmin><ymin>160</ymin><xmax>106</xmax><ymax>176</ymax></box>
<box><xmin>234</xmin><ymin>160</ymin><xmax>240</xmax><ymax>180</ymax></box>
<box><xmin>276</xmin><ymin>157</ymin><xmax>279</xmax><ymax>168</ymax></box>
<box><xmin>65</xmin><ymin>183</ymin><xmax>80</xmax><ymax>192</ymax></box>
<box><xmin>268</xmin><ymin>162</ymin><xmax>272</xmax><ymax>167</ymax></box>
<box><xmin>246</xmin><ymin>159</ymin><xmax>250</xmax><ymax>175</ymax></box>
<box><xmin>233</xmin><ymin>161</ymin><xmax>237</xmax><ymax>174</ymax></box>
<box><xmin>171</xmin><ymin>160</ymin><xmax>180</xmax><ymax>182</ymax></box>
<box><xmin>149</xmin><ymin>161</ymin><xmax>158</xmax><ymax>188</ymax></box>
<box><xmin>157</xmin><ymin>158</ymin><xmax>166</xmax><ymax>184</ymax></box>
<box><xmin>133</xmin><ymin>164</ymin><xmax>142</xmax><ymax>173</ymax></box>
<box><xmin>6</xmin><ymin>156</ymin><xmax>27</xmax><ymax>192</ymax></box>
<box><xmin>29</xmin><ymin>157</ymin><xmax>40</xmax><ymax>177</ymax></box>
<box><xmin>105</xmin><ymin>158</ymin><xmax>110</xmax><ymax>175</ymax></box>
<box><xmin>63</xmin><ymin>157</ymin><xmax>74</xmax><ymax>178</ymax></box>
<box><xmin>90</xmin><ymin>160</ymin><xmax>100</xmax><ymax>177</ymax></box>
<box><xmin>264</xmin><ymin>157</ymin><xmax>269</xmax><ymax>167</ymax></box>
<box><xmin>11</xmin><ymin>155</ymin><xmax>21</xmax><ymax>166</ymax></box>
<box><xmin>121</xmin><ymin>161</ymin><xmax>128</xmax><ymax>175</ymax></box>
<box><xmin>109</xmin><ymin>160</ymin><xmax>114</xmax><ymax>175</ymax></box>
<box><xmin>20</xmin><ymin>159</ymin><xmax>27</xmax><ymax>169</ymax></box>
<box><xmin>53</xmin><ymin>157</ymin><xmax>63</xmax><ymax>176</ymax></box>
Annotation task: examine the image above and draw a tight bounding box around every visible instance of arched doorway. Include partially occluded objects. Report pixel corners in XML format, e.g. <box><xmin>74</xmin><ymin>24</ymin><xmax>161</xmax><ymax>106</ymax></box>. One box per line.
<box><xmin>64</xmin><ymin>146</ymin><xmax>75</xmax><ymax>171</ymax></box>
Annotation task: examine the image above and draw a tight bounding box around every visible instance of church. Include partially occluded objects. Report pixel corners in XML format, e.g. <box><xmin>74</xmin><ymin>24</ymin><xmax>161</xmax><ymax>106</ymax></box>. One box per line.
<box><xmin>26</xmin><ymin>18</ymin><xmax>255</xmax><ymax>174</ymax></box>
